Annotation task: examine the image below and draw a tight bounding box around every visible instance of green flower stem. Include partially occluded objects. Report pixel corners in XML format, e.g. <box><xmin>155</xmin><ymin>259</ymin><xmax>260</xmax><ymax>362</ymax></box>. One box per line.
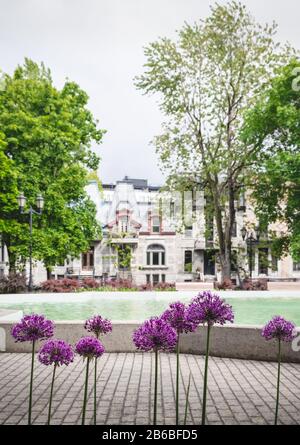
<box><xmin>47</xmin><ymin>363</ymin><xmax>57</xmax><ymax>425</ymax></box>
<box><xmin>82</xmin><ymin>357</ymin><xmax>90</xmax><ymax>425</ymax></box>
<box><xmin>28</xmin><ymin>340</ymin><xmax>35</xmax><ymax>425</ymax></box>
<box><xmin>154</xmin><ymin>348</ymin><xmax>158</xmax><ymax>426</ymax></box>
<box><xmin>202</xmin><ymin>323</ymin><xmax>211</xmax><ymax>426</ymax></box>
<box><xmin>275</xmin><ymin>339</ymin><xmax>281</xmax><ymax>426</ymax></box>
<box><xmin>184</xmin><ymin>373</ymin><xmax>191</xmax><ymax>425</ymax></box>
<box><xmin>176</xmin><ymin>333</ymin><xmax>180</xmax><ymax>425</ymax></box>
<box><xmin>94</xmin><ymin>358</ymin><xmax>97</xmax><ymax>425</ymax></box>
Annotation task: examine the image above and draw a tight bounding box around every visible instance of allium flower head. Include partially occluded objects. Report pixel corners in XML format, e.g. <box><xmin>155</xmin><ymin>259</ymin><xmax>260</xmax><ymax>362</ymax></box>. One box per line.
<box><xmin>187</xmin><ymin>291</ymin><xmax>234</xmax><ymax>327</ymax></box>
<box><xmin>262</xmin><ymin>316</ymin><xmax>297</xmax><ymax>342</ymax></box>
<box><xmin>133</xmin><ymin>317</ymin><xmax>177</xmax><ymax>352</ymax></box>
<box><xmin>38</xmin><ymin>339</ymin><xmax>74</xmax><ymax>366</ymax></box>
<box><xmin>11</xmin><ymin>314</ymin><xmax>54</xmax><ymax>342</ymax></box>
<box><xmin>161</xmin><ymin>301</ymin><xmax>198</xmax><ymax>334</ymax></box>
<box><xmin>84</xmin><ymin>315</ymin><xmax>112</xmax><ymax>337</ymax></box>
<box><xmin>75</xmin><ymin>336</ymin><xmax>105</xmax><ymax>359</ymax></box>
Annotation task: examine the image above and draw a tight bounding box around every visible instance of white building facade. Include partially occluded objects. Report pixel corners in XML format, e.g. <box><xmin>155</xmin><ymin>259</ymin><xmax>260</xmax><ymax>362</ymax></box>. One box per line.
<box><xmin>1</xmin><ymin>176</ymin><xmax>300</xmax><ymax>285</ymax></box>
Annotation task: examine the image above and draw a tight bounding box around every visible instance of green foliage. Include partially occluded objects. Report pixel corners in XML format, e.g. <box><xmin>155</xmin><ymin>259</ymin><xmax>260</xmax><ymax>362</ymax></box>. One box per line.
<box><xmin>87</xmin><ymin>170</ymin><xmax>103</xmax><ymax>192</ymax></box>
<box><xmin>0</xmin><ymin>59</ymin><xmax>105</xmax><ymax>271</ymax></box>
<box><xmin>135</xmin><ymin>1</ymin><xmax>293</xmax><ymax>279</ymax></box>
<box><xmin>184</xmin><ymin>262</ymin><xmax>193</xmax><ymax>273</ymax></box>
<box><xmin>108</xmin><ymin>238</ymin><xmax>132</xmax><ymax>270</ymax></box>
<box><xmin>242</xmin><ymin>60</ymin><xmax>300</xmax><ymax>260</ymax></box>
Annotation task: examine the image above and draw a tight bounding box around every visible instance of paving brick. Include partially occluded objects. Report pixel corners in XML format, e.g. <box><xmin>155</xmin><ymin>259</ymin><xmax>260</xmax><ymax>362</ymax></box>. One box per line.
<box><xmin>0</xmin><ymin>352</ymin><xmax>299</xmax><ymax>425</ymax></box>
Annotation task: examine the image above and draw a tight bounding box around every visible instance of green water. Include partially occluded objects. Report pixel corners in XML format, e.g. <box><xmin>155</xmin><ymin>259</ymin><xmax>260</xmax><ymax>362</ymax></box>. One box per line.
<box><xmin>1</xmin><ymin>296</ymin><xmax>300</xmax><ymax>326</ymax></box>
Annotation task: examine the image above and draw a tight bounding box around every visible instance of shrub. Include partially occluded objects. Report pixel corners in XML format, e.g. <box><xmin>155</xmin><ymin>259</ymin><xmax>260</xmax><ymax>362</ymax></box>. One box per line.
<box><xmin>81</xmin><ymin>278</ymin><xmax>101</xmax><ymax>289</ymax></box>
<box><xmin>41</xmin><ymin>278</ymin><xmax>80</xmax><ymax>293</ymax></box>
<box><xmin>214</xmin><ymin>278</ymin><xmax>235</xmax><ymax>291</ymax></box>
<box><xmin>104</xmin><ymin>278</ymin><xmax>137</xmax><ymax>290</ymax></box>
<box><xmin>154</xmin><ymin>282</ymin><xmax>176</xmax><ymax>291</ymax></box>
<box><xmin>242</xmin><ymin>278</ymin><xmax>268</xmax><ymax>291</ymax></box>
<box><xmin>139</xmin><ymin>283</ymin><xmax>153</xmax><ymax>291</ymax></box>
<box><xmin>0</xmin><ymin>273</ymin><xmax>27</xmax><ymax>294</ymax></box>
<box><xmin>138</xmin><ymin>282</ymin><xmax>176</xmax><ymax>291</ymax></box>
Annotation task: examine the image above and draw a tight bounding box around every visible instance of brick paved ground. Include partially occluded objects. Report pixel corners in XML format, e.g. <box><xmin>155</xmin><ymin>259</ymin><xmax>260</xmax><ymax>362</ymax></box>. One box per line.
<box><xmin>0</xmin><ymin>353</ymin><xmax>299</xmax><ymax>425</ymax></box>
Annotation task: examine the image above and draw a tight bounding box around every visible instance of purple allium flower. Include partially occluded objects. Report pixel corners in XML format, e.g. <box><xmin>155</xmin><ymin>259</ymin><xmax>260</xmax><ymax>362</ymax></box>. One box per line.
<box><xmin>161</xmin><ymin>301</ymin><xmax>198</xmax><ymax>334</ymax></box>
<box><xmin>133</xmin><ymin>317</ymin><xmax>177</xmax><ymax>352</ymax></box>
<box><xmin>262</xmin><ymin>316</ymin><xmax>297</xmax><ymax>342</ymax></box>
<box><xmin>187</xmin><ymin>291</ymin><xmax>234</xmax><ymax>327</ymax></box>
<box><xmin>75</xmin><ymin>336</ymin><xmax>105</xmax><ymax>359</ymax></box>
<box><xmin>38</xmin><ymin>339</ymin><xmax>74</xmax><ymax>366</ymax></box>
<box><xmin>84</xmin><ymin>315</ymin><xmax>112</xmax><ymax>338</ymax></box>
<box><xmin>11</xmin><ymin>314</ymin><xmax>54</xmax><ymax>342</ymax></box>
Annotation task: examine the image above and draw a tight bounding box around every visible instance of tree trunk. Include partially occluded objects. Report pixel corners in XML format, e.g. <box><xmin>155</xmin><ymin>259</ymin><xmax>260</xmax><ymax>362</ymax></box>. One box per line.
<box><xmin>211</xmin><ymin>180</ymin><xmax>236</xmax><ymax>283</ymax></box>
<box><xmin>223</xmin><ymin>179</ymin><xmax>236</xmax><ymax>282</ymax></box>
<box><xmin>211</xmin><ymin>187</ymin><xmax>231</xmax><ymax>283</ymax></box>
<box><xmin>46</xmin><ymin>268</ymin><xmax>52</xmax><ymax>280</ymax></box>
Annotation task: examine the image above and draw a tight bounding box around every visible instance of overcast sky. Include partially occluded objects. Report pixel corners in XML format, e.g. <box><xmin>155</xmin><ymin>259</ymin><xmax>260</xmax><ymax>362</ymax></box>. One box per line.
<box><xmin>0</xmin><ymin>0</ymin><xmax>299</xmax><ymax>185</ymax></box>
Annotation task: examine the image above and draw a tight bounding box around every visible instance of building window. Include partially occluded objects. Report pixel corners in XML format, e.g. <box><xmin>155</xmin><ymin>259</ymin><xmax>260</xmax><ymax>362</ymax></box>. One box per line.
<box><xmin>205</xmin><ymin>214</ymin><xmax>214</xmax><ymax>247</ymax></box>
<box><xmin>184</xmin><ymin>225</ymin><xmax>193</xmax><ymax>238</ymax></box>
<box><xmin>259</xmin><ymin>248</ymin><xmax>269</xmax><ymax>275</ymax></box>
<box><xmin>231</xmin><ymin>250</ymin><xmax>237</xmax><ymax>272</ymax></box>
<box><xmin>293</xmin><ymin>262</ymin><xmax>300</xmax><ymax>272</ymax></box>
<box><xmin>184</xmin><ymin>250</ymin><xmax>193</xmax><ymax>273</ymax></box>
<box><xmin>204</xmin><ymin>251</ymin><xmax>216</xmax><ymax>275</ymax></box>
<box><xmin>146</xmin><ymin>244</ymin><xmax>165</xmax><ymax>266</ymax></box>
<box><xmin>146</xmin><ymin>273</ymin><xmax>166</xmax><ymax>285</ymax></box>
<box><xmin>152</xmin><ymin>216</ymin><xmax>160</xmax><ymax>233</ymax></box>
<box><xmin>247</xmin><ymin>246</ymin><xmax>256</xmax><ymax>272</ymax></box>
<box><xmin>271</xmin><ymin>255</ymin><xmax>278</xmax><ymax>272</ymax></box>
<box><xmin>238</xmin><ymin>192</ymin><xmax>246</xmax><ymax>211</ymax></box>
<box><xmin>170</xmin><ymin>201</ymin><xmax>175</xmax><ymax>218</ymax></box>
<box><xmin>152</xmin><ymin>274</ymin><xmax>159</xmax><ymax>285</ymax></box>
<box><xmin>119</xmin><ymin>215</ymin><xmax>129</xmax><ymax>233</ymax></box>
<box><xmin>82</xmin><ymin>247</ymin><xmax>94</xmax><ymax>270</ymax></box>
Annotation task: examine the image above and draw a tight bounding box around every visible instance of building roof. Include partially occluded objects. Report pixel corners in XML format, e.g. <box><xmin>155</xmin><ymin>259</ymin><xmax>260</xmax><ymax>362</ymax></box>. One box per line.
<box><xmin>102</xmin><ymin>176</ymin><xmax>161</xmax><ymax>191</ymax></box>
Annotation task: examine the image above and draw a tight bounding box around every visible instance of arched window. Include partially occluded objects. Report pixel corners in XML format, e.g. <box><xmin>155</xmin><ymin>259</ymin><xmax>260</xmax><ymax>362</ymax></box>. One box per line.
<box><xmin>146</xmin><ymin>244</ymin><xmax>165</xmax><ymax>266</ymax></box>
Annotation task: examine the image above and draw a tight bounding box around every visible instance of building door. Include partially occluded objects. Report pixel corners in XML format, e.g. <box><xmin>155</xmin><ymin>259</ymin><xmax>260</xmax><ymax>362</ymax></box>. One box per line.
<box><xmin>258</xmin><ymin>248</ymin><xmax>269</xmax><ymax>275</ymax></box>
<box><xmin>204</xmin><ymin>251</ymin><xmax>215</xmax><ymax>275</ymax></box>
<box><xmin>82</xmin><ymin>247</ymin><xmax>94</xmax><ymax>270</ymax></box>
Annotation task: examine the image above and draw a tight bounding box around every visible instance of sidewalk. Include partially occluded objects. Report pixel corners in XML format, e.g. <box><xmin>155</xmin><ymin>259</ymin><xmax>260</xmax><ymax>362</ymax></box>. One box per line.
<box><xmin>0</xmin><ymin>352</ymin><xmax>299</xmax><ymax>425</ymax></box>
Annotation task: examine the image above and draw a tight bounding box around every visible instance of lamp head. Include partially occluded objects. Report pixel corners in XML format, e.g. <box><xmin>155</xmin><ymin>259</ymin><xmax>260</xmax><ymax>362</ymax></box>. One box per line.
<box><xmin>17</xmin><ymin>192</ymin><xmax>26</xmax><ymax>212</ymax></box>
<box><xmin>36</xmin><ymin>194</ymin><xmax>44</xmax><ymax>212</ymax></box>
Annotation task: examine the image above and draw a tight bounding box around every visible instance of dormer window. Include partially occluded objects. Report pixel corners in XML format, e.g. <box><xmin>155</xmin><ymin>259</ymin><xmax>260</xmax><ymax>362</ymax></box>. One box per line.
<box><xmin>152</xmin><ymin>216</ymin><xmax>160</xmax><ymax>233</ymax></box>
<box><xmin>119</xmin><ymin>215</ymin><xmax>129</xmax><ymax>233</ymax></box>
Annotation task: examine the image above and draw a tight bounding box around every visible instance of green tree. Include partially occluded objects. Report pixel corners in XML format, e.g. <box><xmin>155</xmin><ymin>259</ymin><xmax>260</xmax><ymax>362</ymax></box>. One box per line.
<box><xmin>0</xmin><ymin>59</ymin><xmax>105</xmax><ymax>275</ymax></box>
<box><xmin>0</xmin><ymin>133</ymin><xmax>27</xmax><ymax>270</ymax></box>
<box><xmin>135</xmin><ymin>1</ymin><xmax>293</xmax><ymax>281</ymax></box>
<box><xmin>242</xmin><ymin>60</ymin><xmax>300</xmax><ymax>261</ymax></box>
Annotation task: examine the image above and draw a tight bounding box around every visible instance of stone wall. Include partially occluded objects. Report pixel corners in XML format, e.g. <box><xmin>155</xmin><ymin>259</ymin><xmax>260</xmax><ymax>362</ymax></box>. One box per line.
<box><xmin>1</xmin><ymin>321</ymin><xmax>299</xmax><ymax>363</ymax></box>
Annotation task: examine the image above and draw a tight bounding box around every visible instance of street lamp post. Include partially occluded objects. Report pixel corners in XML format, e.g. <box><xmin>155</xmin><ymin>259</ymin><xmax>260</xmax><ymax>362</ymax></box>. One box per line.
<box><xmin>241</xmin><ymin>226</ymin><xmax>260</xmax><ymax>279</ymax></box>
<box><xmin>17</xmin><ymin>192</ymin><xmax>44</xmax><ymax>291</ymax></box>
